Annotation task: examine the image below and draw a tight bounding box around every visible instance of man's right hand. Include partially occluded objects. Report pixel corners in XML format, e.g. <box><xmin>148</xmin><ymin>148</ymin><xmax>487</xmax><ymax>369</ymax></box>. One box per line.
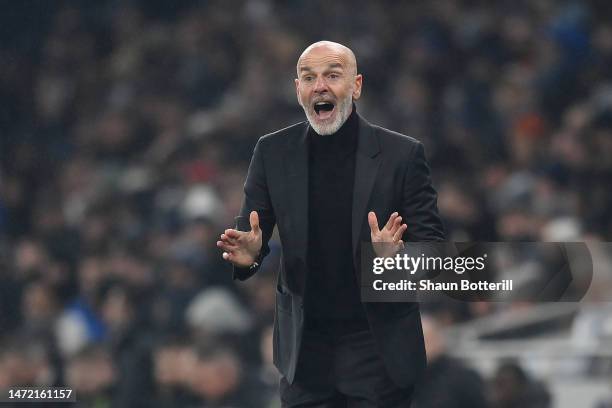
<box><xmin>217</xmin><ymin>211</ymin><xmax>263</xmax><ymax>268</ymax></box>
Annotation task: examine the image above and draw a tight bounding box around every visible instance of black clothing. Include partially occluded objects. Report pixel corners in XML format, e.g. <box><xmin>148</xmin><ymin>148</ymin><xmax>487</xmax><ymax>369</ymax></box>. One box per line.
<box><xmin>280</xmin><ymin>329</ymin><xmax>413</xmax><ymax>407</ymax></box>
<box><xmin>233</xmin><ymin>111</ymin><xmax>445</xmax><ymax>387</ymax></box>
<box><xmin>305</xmin><ymin>107</ymin><xmax>368</xmax><ymax>326</ymax></box>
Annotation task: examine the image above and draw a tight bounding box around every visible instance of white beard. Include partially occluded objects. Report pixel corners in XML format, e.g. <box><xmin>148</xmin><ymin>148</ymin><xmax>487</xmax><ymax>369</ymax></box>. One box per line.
<box><xmin>303</xmin><ymin>94</ymin><xmax>353</xmax><ymax>135</ymax></box>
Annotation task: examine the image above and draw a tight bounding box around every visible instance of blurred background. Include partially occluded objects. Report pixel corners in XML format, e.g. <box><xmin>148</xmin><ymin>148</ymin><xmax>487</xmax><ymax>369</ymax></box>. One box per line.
<box><xmin>1</xmin><ymin>0</ymin><xmax>612</xmax><ymax>407</ymax></box>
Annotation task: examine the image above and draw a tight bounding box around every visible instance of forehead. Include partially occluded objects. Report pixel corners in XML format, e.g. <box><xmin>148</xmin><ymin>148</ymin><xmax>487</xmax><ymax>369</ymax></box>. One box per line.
<box><xmin>297</xmin><ymin>46</ymin><xmax>350</xmax><ymax>72</ymax></box>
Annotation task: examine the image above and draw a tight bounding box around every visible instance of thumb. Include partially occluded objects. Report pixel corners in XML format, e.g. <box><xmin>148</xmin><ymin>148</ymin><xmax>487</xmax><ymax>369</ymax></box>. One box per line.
<box><xmin>368</xmin><ymin>211</ymin><xmax>380</xmax><ymax>234</ymax></box>
<box><xmin>250</xmin><ymin>210</ymin><xmax>260</xmax><ymax>233</ymax></box>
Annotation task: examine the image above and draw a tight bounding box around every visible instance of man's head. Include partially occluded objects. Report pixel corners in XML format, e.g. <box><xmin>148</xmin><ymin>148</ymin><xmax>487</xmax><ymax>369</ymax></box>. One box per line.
<box><xmin>295</xmin><ymin>41</ymin><xmax>362</xmax><ymax>135</ymax></box>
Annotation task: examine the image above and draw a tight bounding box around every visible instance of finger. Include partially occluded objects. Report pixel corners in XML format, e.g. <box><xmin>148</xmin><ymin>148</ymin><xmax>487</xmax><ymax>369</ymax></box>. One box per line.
<box><xmin>384</xmin><ymin>212</ymin><xmax>399</xmax><ymax>230</ymax></box>
<box><xmin>217</xmin><ymin>241</ymin><xmax>238</xmax><ymax>252</ymax></box>
<box><xmin>220</xmin><ymin>233</ymin><xmax>238</xmax><ymax>245</ymax></box>
<box><xmin>250</xmin><ymin>211</ymin><xmax>260</xmax><ymax>234</ymax></box>
<box><xmin>389</xmin><ymin>216</ymin><xmax>402</xmax><ymax>234</ymax></box>
<box><xmin>224</xmin><ymin>229</ymin><xmax>245</xmax><ymax>239</ymax></box>
<box><xmin>368</xmin><ymin>212</ymin><xmax>380</xmax><ymax>234</ymax></box>
<box><xmin>393</xmin><ymin>224</ymin><xmax>407</xmax><ymax>242</ymax></box>
<box><xmin>398</xmin><ymin>240</ymin><xmax>405</xmax><ymax>249</ymax></box>
<box><xmin>222</xmin><ymin>251</ymin><xmax>232</xmax><ymax>261</ymax></box>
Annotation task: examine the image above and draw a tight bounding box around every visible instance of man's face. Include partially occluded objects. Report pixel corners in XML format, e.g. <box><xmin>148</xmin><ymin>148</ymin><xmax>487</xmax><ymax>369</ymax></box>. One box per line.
<box><xmin>295</xmin><ymin>45</ymin><xmax>362</xmax><ymax>135</ymax></box>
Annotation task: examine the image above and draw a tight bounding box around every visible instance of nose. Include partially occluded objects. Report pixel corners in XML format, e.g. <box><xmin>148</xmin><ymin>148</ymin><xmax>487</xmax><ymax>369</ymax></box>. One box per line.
<box><xmin>313</xmin><ymin>76</ymin><xmax>328</xmax><ymax>94</ymax></box>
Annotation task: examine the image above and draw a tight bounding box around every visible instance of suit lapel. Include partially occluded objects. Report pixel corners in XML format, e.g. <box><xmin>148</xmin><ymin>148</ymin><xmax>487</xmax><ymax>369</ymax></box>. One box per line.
<box><xmin>285</xmin><ymin>124</ymin><xmax>309</xmax><ymax>263</ymax></box>
<box><xmin>352</xmin><ymin>115</ymin><xmax>381</xmax><ymax>259</ymax></box>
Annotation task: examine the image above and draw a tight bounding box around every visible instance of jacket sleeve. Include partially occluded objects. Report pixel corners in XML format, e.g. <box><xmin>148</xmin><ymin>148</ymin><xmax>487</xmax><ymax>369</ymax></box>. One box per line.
<box><xmin>402</xmin><ymin>142</ymin><xmax>445</xmax><ymax>242</ymax></box>
<box><xmin>399</xmin><ymin>142</ymin><xmax>446</xmax><ymax>284</ymax></box>
<box><xmin>233</xmin><ymin>138</ymin><xmax>277</xmax><ymax>281</ymax></box>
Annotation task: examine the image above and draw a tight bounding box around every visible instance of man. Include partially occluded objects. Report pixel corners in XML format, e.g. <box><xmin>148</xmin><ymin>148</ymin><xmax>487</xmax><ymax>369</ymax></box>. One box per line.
<box><xmin>412</xmin><ymin>315</ymin><xmax>489</xmax><ymax>408</ymax></box>
<box><xmin>218</xmin><ymin>41</ymin><xmax>445</xmax><ymax>407</ymax></box>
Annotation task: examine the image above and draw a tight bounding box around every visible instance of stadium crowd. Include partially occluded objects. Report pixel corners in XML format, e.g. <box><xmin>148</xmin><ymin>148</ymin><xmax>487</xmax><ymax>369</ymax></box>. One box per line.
<box><xmin>1</xmin><ymin>0</ymin><xmax>612</xmax><ymax>406</ymax></box>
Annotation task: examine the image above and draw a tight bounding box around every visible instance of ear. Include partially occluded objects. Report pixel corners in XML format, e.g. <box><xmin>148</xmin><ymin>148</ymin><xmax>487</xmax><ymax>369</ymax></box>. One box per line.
<box><xmin>295</xmin><ymin>78</ymin><xmax>301</xmax><ymax>104</ymax></box>
<box><xmin>352</xmin><ymin>74</ymin><xmax>363</xmax><ymax>100</ymax></box>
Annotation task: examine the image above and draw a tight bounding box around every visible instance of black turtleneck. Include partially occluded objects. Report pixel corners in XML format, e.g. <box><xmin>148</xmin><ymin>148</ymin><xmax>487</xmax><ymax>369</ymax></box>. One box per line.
<box><xmin>304</xmin><ymin>105</ymin><xmax>369</xmax><ymax>332</ymax></box>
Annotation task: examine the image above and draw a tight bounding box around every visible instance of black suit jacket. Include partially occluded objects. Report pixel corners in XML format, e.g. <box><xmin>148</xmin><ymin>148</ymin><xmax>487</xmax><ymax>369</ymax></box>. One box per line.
<box><xmin>233</xmin><ymin>113</ymin><xmax>445</xmax><ymax>387</ymax></box>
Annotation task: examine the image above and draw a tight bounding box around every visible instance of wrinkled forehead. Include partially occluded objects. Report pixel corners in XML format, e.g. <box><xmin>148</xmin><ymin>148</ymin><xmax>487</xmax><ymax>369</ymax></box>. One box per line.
<box><xmin>296</xmin><ymin>45</ymin><xmax>356</xmax><ymax>75</ymax></box>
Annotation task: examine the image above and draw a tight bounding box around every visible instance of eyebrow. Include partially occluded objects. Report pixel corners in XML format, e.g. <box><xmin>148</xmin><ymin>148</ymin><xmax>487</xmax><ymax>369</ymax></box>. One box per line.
<box><xmin>299</xmin><ymin>63</ymin><xmax>344</xmax><ymax>73</ymax></box>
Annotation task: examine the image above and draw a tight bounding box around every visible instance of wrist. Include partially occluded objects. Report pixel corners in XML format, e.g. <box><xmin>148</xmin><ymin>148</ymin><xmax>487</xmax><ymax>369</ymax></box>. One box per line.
<box><xmin>248</xmin><ymin>250</ymin><xmax>262</xmax><ymax>269</ymax></box>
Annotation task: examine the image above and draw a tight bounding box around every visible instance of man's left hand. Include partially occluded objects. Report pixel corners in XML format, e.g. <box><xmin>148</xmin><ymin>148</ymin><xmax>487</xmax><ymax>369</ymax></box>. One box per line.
<box><xmin>368</xmin><ymin>211</ymin><xmax>407</xmax><ymax>257</ymax></box>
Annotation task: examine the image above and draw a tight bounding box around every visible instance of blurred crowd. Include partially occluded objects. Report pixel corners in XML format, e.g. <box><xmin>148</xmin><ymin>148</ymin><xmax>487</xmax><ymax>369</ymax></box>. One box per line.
<box><xmin>1</xmin><ymin>0</ymin><xmax>612</xmax><ymax>407</ymax></box>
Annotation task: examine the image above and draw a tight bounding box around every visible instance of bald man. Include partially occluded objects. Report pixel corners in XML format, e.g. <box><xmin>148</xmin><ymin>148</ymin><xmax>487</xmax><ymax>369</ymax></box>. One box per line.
<box><xmin>218</xmin><ymin>41</ymin><xmax>445</xmax><ymax>407</ymax></box>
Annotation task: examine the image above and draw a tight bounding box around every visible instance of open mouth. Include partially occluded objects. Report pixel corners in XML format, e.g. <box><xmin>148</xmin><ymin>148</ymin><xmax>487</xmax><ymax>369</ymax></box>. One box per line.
<box><xmin>313</xmin><ymin>101</ymin><xmax>335</xmax><ymax>120</ymax></box>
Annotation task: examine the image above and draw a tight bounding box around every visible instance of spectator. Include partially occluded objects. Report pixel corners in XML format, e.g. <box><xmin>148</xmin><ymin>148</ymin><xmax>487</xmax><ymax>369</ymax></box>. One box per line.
<box><xmin>65</xmin><ymin>345</ymin><xmax>116</xmax><ymax>407</ymax></box>
<box><xmin>491</xmin><ymin>361</ymin><xmax>552</xmax><ymax>408</ymax></box>
<box><xmin>413</xmin><ymin>315</ymin><xmax>489</xmax><ymax>408</ymax></box>
<box><xmin>187</xmin><ymin>342</ymin><xmax>266</xmax><ymax>407</ymax></box>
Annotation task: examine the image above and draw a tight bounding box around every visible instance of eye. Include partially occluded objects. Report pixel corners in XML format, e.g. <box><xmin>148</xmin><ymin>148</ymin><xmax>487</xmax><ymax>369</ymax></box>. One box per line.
<box><xmin>303</xmin><ymin>76</ymin><xmax>313</xmax><ymax>82</ymax></box>
<box><xmin>329</xmin><ymin>73</ymin><xmax>340</xmax><ymax>79</ymax></box>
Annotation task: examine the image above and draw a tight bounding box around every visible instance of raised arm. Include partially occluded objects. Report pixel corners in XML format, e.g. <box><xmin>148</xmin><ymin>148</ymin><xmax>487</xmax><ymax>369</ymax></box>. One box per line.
<box><xmin>218</xmin><ymin>138</ymin><xmax>277</xmax><ymax>280</ymax></box>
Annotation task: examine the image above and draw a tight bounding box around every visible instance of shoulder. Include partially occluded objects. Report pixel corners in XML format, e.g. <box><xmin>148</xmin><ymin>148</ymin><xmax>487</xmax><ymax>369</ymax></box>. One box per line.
<box><xmin>372</xmin><ymin>124</ymin><xmax>421</xmax><ymax>148</ymax></box>
<box><xmin>258</xmin><ymin>121</ymin><xmax>307</xmax><ymax>147</ymax></box>
<box><xmin>368</xmin><ymin>122</ymin><xmax>423</xmax><ymax>158</ymax></box>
